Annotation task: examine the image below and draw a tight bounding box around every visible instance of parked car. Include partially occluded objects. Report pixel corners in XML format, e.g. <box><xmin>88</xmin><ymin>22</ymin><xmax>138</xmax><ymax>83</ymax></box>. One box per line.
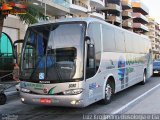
<box><xmin>153</xmin><ymin>60</ymin><xmax>160</xmax><ymax>75</ymax></box>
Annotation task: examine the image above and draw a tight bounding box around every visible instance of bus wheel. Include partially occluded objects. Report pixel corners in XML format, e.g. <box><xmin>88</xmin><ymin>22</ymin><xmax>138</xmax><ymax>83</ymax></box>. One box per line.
<box><xmin>0</xmin><ymin>93</ymin><xmax>7</xmax><ymax>105</ymax></box>
<box><xmin>101</xmin><ymin>81</ymin><xmax>113</xmax><ymax>104</ymax></box>
<box><xmin>140</xmin><ymin>71</ymin><xmax>146</xmax><ymax>85</ymax></box>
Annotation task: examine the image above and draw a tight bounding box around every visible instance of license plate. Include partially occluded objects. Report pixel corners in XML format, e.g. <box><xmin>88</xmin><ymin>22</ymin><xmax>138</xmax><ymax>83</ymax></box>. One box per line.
<box><xmin>40</xmin><ymin>98</ymin><xmax>52</xmax><ymax>103</ymax></box>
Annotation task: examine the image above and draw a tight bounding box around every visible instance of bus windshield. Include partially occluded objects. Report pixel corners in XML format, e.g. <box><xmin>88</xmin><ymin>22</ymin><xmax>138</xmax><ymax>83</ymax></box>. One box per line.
<box><xmin>20</xmin><ymin>22</ymin><xmax>85</xmax><ymax>83</ymax></box>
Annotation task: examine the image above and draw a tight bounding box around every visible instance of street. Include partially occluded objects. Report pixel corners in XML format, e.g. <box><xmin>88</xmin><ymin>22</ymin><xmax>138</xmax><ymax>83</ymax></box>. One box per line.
<box><xmin>0</xmin><ymin>75</ymin><xmax>160</xmax><ymax>120</ymax></box>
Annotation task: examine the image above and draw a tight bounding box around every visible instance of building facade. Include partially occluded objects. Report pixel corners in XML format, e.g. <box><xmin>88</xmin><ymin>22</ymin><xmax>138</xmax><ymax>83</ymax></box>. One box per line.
<box><xmin>145</xmin><ymin>17</ymin><xmax>160</xmax><ymax>59</ymax></box>
<box><xmin>2</xmin><ymin>0</ymin><xmax>160</xmax><ymax>59</ymax></box>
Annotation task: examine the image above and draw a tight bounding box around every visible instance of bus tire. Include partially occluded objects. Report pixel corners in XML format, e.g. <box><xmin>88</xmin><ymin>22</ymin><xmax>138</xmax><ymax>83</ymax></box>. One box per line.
<box><xmin>101</xmin><ymin>80</ymin><xmax>114</xmax><ymax>104</ymax></box>
<box><xmin>0</xmin><ymin>93</ymin><xmax>7</xmax><ymax>105</ymax></box>
<box><xmin>140</xmin><ymin>71</ymin><xmax>146</xmax><ymax>85</ymax></box>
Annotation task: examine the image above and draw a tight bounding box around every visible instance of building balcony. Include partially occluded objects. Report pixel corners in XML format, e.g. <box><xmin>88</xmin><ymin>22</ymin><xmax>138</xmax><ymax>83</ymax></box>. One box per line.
<box><xmin>152</xmin><ymin>48</ymin><xmax>159</xmax><ymax>53</ymax></box>
<box><xmin>106</xmin><ymin>3</ymin><xmax>121</xmax><ymax>13</ymax></box>
<box><xmin>155</xmin><ymin>44</ymin><xmax>159</xmax><ymax>48</ymax></box>
<box><xmin>148</xmin><ymin>18</ymin><xmax>156</xmax><ymax>24</ymax></box>
<box><xmin>133</xmin><ymin>13</ymin><xmax>148</xmax><ymax>24</ymax></box>
<box><xmin>155</xmin><ymin>36</ymin><xmax>160</xmax><ymax>41</ymax></box>
<box><xmin>70</xmin><ymin>0</ymin><xmax>88</xmax><ymax>13</ymax></box>
<box><xmin>121</xmin><ymin>0</ymin><xmax>132</xmax><ymax>10</ymax></box>
<box><xmin>148</xmin><ymin>27</ymin><xmax>155</xmax><ymax>32</ymax></box>
<box><xmin>145</xmin><ymin>32</ymin><xmax>155</xmax><ymax>38</ymax></box>
<box><xmin>90</xmin><ymin>12</ymin><xmax>105</xmax><ymax>20</ymax></box>
<box><xmin>122</xmin><ymin>11</ymin><xmax>132</xmax><ymax>19</ymax></box>
<box><xmin>122</xmin><ymin>20</ymin><xmax>133</xmax><ymax>28</ymax></box>
<box><xmin>156</xmin><ymin>41</ymin><xmax>160</xmax><ymax>45</ymax></box>
<box><xmin>151</xmin><ymin>41</ymin><xmax>155</xmax><ymax>46</ymax></box>
<box><xmin>90</xmin><ymin>0</ymin><xmax>104</xmax><ymax>8</ymax></box>
<box><xmin>155</xmin><ymin>24</ymin><xmax>160</xmax><ymax>30</ymax></box>
<box><xmin>106</xmin><ymin>16</ymin><xmax>122</xmax><ymax>24</ymax></box>
<box><xmin>148</xmin><ymin>24</ymin><xmax>155</xmax><ymax>29</ymax></box>
<box><xmin>155</xmin><ymin>30</ymin><xmax>159</xmax><ymax>34</ymax></box>
<box><xmin>132</xmin><ymin>2</ymin><xmax>149</xmax><ymax>15</ymax></box>
<box><xmin>34</xmin><ymin>0</ymin><xmax>70</xmax><ymax>16</ymax></box>
<box><xmin>133</xmin><ymin>23</ymin><xmax>149</xmax><ymax>32</ymax></box>
<box><xmin>150</xmin><ymin>38</ymin><xmax>155</xmax><ymax>43</ymax></box>
<box><xmin>107</xmin><ymin>0</ymin><xmax>121</xmax><ymax>5</ymax></box>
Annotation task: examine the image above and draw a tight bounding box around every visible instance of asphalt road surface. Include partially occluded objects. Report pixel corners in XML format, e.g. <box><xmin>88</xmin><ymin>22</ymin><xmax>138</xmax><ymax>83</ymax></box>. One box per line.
<box><xmin>0</xmin><ymin>75</ymin><xmax>160</xmax><ymax>120</ymax></box>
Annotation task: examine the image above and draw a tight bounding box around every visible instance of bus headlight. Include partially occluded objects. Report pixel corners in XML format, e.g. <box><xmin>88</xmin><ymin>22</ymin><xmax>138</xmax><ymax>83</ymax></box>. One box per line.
<box><xmin>21</xmin><ymin>88</ymin><xmax>31</xmax><ymax>93</ymax></box>
<box><xmin>21</xmin><ymin>98</ymin><xmax>25</xmax><ymax>102</ymax></box>
<box><xmin>63</xmin><ymin>88</ymin><xmax>83</xmax><ymax>95</ymax></box>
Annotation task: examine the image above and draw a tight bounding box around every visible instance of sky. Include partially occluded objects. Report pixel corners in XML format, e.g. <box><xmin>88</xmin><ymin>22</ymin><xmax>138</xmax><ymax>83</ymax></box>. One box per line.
<box><xmin>141</xmin><ymin>0</ymin><xmax>160</xmax><ymax>23</ymax></box>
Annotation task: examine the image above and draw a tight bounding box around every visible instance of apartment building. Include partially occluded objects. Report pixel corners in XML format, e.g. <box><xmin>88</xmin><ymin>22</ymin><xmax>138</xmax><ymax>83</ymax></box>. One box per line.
<box><xmin>103</xmin><ymin>0</ymin><xmax>149</xmax><ymax>33</ymax></box>
<box><xmin>132</xmin><ymin>0</ymin><xmax>149</xmax><ymax>34</ymax></box>
<box><xmin>2</xmin><ymin>0</ymin><xmax>159</xmax><ymax>58</ymax></box>
<box><xmin>33</xmin><ymin>0</ymin><xmax>105</xmax><ymax>20</ymax></box>
<box><xmin>155</xmin><ymin>23</ymin><xmax>160</xmax><ymax>59</ymax></box>
<box><xmin>121</xmin><ymin>0</ymin><xmax>133</xmax><ymax>31</ymax></box>
<box><xmin>89</xmin><ymin>0</ymin><xmax>105</xmax><ymax>20</ymax></box>
<box><xmin>1</xmin><ymin>0</ymin><xmax>105</xmax><ymax>39</ymax></box>
<box><xmin>104</xmin><ymin>0</ymin><xmax>122</xmax><ymax>27</ymax></box>
<box><xmin>32</xmin><ymin>0</ymin><xmax>160</xmax><ymax>59</ymax></box>
<box><xmin>145</xmin><ymin>17</ymin><xmax>160</xmax><ymax>59</ymax></box>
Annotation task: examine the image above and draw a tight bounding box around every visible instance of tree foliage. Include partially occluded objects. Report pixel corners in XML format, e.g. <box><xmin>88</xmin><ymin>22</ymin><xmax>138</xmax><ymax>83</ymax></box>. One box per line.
<box><xmin>0</xmin><ymin>0</ymin><xmax>48</xmax><ymax>25</ymax></box>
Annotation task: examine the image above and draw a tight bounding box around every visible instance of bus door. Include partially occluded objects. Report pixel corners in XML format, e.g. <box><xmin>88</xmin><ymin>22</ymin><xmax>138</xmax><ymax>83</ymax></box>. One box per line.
<box><xmin>85</xmin><ymin>23</ymin><xmax>102</xmax><ymax>102</ymax></box>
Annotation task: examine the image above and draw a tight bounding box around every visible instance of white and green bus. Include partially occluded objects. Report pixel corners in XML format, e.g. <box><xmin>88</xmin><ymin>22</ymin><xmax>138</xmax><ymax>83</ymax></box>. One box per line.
<box><xmin>19</xmin><ymin>18</ymin><xmax>153</xmax><ymax>107</ymax></box>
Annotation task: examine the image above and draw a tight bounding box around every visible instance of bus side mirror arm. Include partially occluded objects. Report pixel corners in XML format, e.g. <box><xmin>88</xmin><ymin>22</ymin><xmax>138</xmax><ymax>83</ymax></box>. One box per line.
<box><xmin>84</xmin><ymin>36</ymin><xmax>95</xmax><ymax>59</ymax></box>
<box><xmin>13</xmin><ymin>39</ymin><xmax>24</xmax><ymax>61</ymax></box>
<box><xmin>85</xmin><ymin>36</ymin><xmax>91</xmax><ymax>44</ymax></box>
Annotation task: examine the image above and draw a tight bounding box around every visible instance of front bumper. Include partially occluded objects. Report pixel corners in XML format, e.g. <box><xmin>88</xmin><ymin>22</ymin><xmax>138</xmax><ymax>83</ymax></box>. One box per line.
<box><xmin>20</xmin><ymin>92</ymin><xmax>86</xmax><ymax>108</ymax></box>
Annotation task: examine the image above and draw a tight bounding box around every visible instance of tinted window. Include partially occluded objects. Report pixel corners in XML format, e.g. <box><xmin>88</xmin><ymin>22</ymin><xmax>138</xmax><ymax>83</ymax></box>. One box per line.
<box><xmin>125</xmin><ymin>32</ymin><xmax>134</xmax><ymax>53</ymax></box>
<box><xmin>102</xmin><ymin>25</ymin><xmax>116</xmax><ymax>52</ymax></box>
<box><xmin>115</xmin><ymin>29</ymin><xmax>125</xmax><ymax>52</ymax></box>
<box><xmin>125</xmin><ymin>32</ymin><xmax>150</xmax><ymax>54</ymax></box>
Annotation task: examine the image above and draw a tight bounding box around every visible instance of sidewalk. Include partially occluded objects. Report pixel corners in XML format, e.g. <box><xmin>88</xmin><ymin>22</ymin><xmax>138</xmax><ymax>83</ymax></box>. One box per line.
<box><xmin>0</xmin><ymin>80</ymin><xmax>19</xmax><ymax>95</ymax></box>
<box><xmin>5</xmin><ymin>85</ymin><xmax>18</xmax><ymax>95</ymax></box>
<box><xmin>126</xmin><ymin>87</ymin><xmax>160</xmax><ymax>114</ymax></box>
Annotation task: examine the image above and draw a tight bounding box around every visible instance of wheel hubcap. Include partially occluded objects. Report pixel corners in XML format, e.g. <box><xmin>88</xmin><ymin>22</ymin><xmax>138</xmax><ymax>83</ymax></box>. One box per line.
<box><xmin>105</xmin><ymin>84</ymin><xmax>112</xmax><ymax>100</ymax></box>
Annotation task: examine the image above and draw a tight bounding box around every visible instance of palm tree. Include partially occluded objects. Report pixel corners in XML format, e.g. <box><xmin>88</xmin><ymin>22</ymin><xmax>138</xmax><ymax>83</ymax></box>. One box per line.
<box><xmin>0</xmin><ymin>0</ymin><xmax>48</xmax><ymax>36</ymax></box>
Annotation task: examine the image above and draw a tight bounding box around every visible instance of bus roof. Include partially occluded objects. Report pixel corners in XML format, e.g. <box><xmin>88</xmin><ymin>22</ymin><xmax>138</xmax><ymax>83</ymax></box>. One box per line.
<box><xmin>30</xmin><ymin>17</ymin><xmax>150</xmax><ymax>41</ymax></box>
<box><xmin>30</xmin><ymin>17</ymin><xmax>103</xmax><ymax>27</ymax></box>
